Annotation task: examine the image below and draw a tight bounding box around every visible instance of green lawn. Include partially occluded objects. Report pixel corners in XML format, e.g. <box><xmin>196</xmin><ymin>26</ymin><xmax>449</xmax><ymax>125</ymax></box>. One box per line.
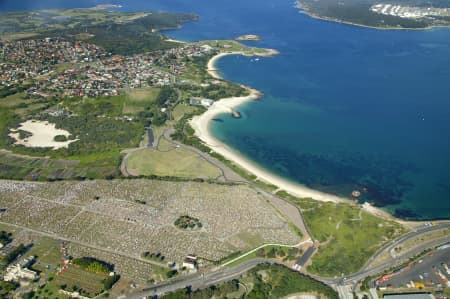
<box><xmin>123</xmin><ymin>87</ymin><xmax>160</xmax><ymax>114</ymax></box>
<box><xmin>172</xmin><ymin>103</ymin><xmax>197</xmax><ymax>122</ymax></box>
<box><xmin>0</xmin><ymin>150</ymin><xmax>119</xmax><ymax>180</ymax></box>
<box><xmin>49</xmin><ymin>265</ymin><xmax>109</xmax><ymax>298</ymax></box>
<box><xmin>126</xmin><ymin>146</ymin><xmax>222</xmax><ymax>179</ymax></box>
<box><xmin>0</xmin><ymin>92</ymin><xmax>29</xmax><ymax>108</ymax></box>
<box><xmin>282</xmin><ymin>194</ymin><xmax>407</xmax><ymax>277</ymax></box>
<box><xmin>27</xmin><ymin>237</ymin><xmax>62</xmax><ymax>266</ymax></box>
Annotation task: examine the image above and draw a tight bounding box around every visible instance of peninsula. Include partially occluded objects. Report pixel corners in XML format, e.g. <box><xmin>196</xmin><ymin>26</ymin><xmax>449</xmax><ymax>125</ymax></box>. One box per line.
<box><xmin>297</xmin><ymin>0</ymin><xmax>450</xmax><ymax>29</ymax></box>
<box><xmin>235</xmin><ymin>34</ymin><xmax>261</xmax><ymax>41</ymax></box>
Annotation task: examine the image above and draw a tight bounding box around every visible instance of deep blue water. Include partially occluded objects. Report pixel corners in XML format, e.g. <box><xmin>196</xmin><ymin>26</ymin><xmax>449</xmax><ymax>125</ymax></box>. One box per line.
<box><xmin>1</xmin><ymin>0</ymin><xmax>450</xmax><ymax>219</ymax></box>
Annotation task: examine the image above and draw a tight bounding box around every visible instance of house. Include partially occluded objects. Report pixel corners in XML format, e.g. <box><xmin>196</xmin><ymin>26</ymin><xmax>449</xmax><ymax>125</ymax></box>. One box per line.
<box><xmin>200</xmin><ymin>45</ymin><xmax>213</xmax><ymax>53</ymax></box>
<box><xmin>189</xmin><ymin>97</ymin><xmax>214</xmax><ymax>108</ymax></box>
<box><xmin>182</xmin><ymin>255</ymin><xmax>198</xmax><ymax>270</ymax></box>
<box><xmin>4</xmin><ymin>264</ymin><xmax>37</xmax><ymax>282</ymax></box>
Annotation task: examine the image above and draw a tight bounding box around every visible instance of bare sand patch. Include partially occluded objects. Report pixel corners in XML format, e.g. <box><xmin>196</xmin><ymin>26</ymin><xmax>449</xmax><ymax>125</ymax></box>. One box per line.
<box><xmin>9</xmin><ymin>120</ymin><xmax>78</xmax><ymax>150</ymax></box>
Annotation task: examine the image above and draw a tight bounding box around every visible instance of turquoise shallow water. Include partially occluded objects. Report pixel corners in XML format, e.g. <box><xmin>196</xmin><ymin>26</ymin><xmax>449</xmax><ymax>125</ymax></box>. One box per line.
<box><xmin>2</xmin><ymin>0</ymin><xmax>450</xmax><ymax>219</ymax></box>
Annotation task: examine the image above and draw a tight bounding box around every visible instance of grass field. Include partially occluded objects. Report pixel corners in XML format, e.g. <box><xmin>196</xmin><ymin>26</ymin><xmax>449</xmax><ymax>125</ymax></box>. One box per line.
<box><xmin>282</xmin><ymin>194</ymin><xmax>407</xmax><ymax>277</ymax></box>
<box><xmin>172</xmin><ymin>103</ymin><xmax>197</xmax><ymax>122</ymax></box>
<box><xmin>0</xmin><ymin>150</ymin><xmax>121</xmax><ymax>180</ymax></box>
<box><xmin>126</xmin><ymin>146</ymin><xmax>222</xmax><ymax>179</ymax></box>
<box><xmin>53</xmin><ymin>265</ymin><xmax>109</xmax><ymax>297</ymax></box>
<box><xmin>0</xmin><ymin>32</ymin><xmax>39</xmax><ymax>41</ymax></box>
<box><xmin>0</xmin><ymin>92</ymin><xmax>29</xmax><ymax>108</ymax></box>
<box><xmin>122</xmin><ymin>88</ymin><xmax>160</xmax><ymax>114</ymax></box>
<box><xmin>27</xmin><ymin>237</ymin><xmax>62</xmax><ymax>266</ymax></box>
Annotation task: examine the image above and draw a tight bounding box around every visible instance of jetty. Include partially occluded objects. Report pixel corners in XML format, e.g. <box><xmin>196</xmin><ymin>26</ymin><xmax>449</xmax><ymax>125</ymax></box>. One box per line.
<box><xmin>230</xmin><ymin>108</ymin><xmax>241</xmax><ymax>118</ymax></box>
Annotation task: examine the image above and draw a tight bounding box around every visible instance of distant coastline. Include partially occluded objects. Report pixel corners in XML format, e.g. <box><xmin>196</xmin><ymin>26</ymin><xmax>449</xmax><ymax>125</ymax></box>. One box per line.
<box><xmin>296</xmin><ymin>1</ymin><xmax>449</xmax><ymax>31</ymax></box>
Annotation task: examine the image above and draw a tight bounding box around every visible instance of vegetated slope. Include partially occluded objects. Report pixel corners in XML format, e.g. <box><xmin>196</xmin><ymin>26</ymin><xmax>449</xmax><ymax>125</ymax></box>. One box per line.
<box><xmin>278</xmin><ymin>192</ymin><xmax>407</xmax><ymax>276</ymax></box>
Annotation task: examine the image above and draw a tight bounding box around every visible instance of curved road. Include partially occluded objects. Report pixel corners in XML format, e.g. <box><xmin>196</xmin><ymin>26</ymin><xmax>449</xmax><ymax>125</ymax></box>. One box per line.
<box><xmin>308</xmin><ymin>222</ymin><xmax>450</xmax><ymax>283</ymax></box>
<box><xmin>159</xmin><ymin>128</ymin><xmax>312</xmax><ymax>239</ymax></box>
<box><xmin>127</xmin><ymin>222</ymin><xmax>450</xmax><ymax>298</ymax></box>
<box><xmin>126</xmin><ymin>259</ymin><xmax>280</xmax><ymax>299</ymax></box>
<box><xmin>121</xmin><ymin>128</ymin><xmax>450</xmax><ymax>298</ymax></box>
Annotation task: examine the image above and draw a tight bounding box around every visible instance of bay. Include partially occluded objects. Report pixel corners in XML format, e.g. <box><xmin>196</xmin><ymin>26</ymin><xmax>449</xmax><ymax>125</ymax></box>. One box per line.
<box><xmin>1</xmin><ymin>0</ymin><xmax>450</xmax><ymax>219</ymax></box>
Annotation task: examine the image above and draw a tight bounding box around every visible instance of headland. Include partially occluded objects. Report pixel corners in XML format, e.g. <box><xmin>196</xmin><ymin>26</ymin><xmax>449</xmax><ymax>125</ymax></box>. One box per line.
<box><xmin>235</xmin><ymin>34</ymin><xmax>261</xmax><ymax>41</ymax></box>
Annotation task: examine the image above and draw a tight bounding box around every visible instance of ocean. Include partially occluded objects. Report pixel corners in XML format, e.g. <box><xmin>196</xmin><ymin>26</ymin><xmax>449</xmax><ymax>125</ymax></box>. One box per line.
<box><xmin>1</xmin><ymin>0</ymin><xmax>450</xmax><ymax>219</ymax></box>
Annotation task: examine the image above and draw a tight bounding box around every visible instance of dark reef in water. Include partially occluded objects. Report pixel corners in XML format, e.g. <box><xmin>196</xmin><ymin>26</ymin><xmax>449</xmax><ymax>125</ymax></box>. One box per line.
<box><xmin>394</xmin><ymin>208</ymin><xmax>420</xmax><ymax>220</ymax></box>
<box><xmin>236</xmin><ymin>135</ymin><xmax>417</xmax><ymax>211</ymax></box>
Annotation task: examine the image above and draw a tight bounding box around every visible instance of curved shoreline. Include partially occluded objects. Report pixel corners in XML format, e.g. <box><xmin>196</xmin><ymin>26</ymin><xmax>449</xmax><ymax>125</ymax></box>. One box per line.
<box><xmin>207</xmin><ymin>50</ymin><xmax>279</xmax><ymax>79</ymax></box>
<box><xmin>190</xmin><ymin>52</ymin><xmax>443</xmax><ymax>226</ymax></box>
<box><xmin>296</xmin><ymin>2</ymin><xmax>450</xmax><ymax>31</ymax></box>
<box><xmin>193</xmin><ymin>52</ymin><xmax>353</xmax><ymax>204</ymax></box>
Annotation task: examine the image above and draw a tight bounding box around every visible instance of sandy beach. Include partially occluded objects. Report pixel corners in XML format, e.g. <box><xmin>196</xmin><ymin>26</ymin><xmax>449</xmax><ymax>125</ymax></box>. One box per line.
<box><xmin>191</xmin><ymin>51</ymin><xmax>421</xmax><ymax>224</ymax></box>
<box><xmin>165</xmin><ymin>38</ymin><xmax>187</xmax><ymax>44</ymax></box>
<box><xmin>207</xmin><ymin>50</ymin><xmax>279</xmax><ymax>80</ymax></box>
<box><xmin>192</xmin><ymin>52</ymin><xmax>348</xmax><ymax>204</ymax></box>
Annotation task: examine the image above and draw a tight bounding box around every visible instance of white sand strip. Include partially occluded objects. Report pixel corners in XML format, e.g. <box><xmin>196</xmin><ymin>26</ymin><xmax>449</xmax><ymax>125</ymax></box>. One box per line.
<box><xmin>193</xmin><ymin>53</ymin><xmax>347</xmax><ymax>203</ymax></box>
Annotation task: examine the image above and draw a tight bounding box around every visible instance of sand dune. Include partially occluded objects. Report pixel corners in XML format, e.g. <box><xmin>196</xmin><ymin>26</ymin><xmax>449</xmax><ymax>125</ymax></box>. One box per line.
<box><xmin>9</xmin><ymin>120</ymin><xmax>78</xmax><ymax>150</ymax></box>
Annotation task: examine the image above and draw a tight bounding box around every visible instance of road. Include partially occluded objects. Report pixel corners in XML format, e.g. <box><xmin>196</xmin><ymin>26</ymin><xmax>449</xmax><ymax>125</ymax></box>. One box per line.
<box><xmin>126</xmin><ymin>259</ymin><xmax>280</xmax><ymax>299</ymax></box>
<box><xmin>296</xmin><ymin>244</ymin><xmax>318</xmax><ymax>268</ymax></box>
<box><xmin>118</xmin><ymin>122</ymin><xmax>450</xmax><ymax>298</ymax></box>
<box><xmin>121</xmin><ymin>124</ymin><xmax>312</xmax><ymax>240</ymax></box>
<box><xmin>320</xmin><ymin>222</ymin><xmax>450</xmax><ymax>285</ymax></box>
<box><xmin>127</xmin><ymin>222</ymin><xmax>450</xmax><ymax>298</ymax></box>
<box><xmin>222</xmin><ymin>239</ymin><xmax>312</xmax><ymax>267</ymax></box>
<box><xmin>162</xmin><ymin>128</ymin><xmax>244</xmax><ymax>182</ymax></box>
<box><xmin>161</xmin><ymin>128</ymin><xmax>312</xmax><ymax>240</ymax></box>
<box><xmin>362</xmin><ymin>222</ymin><xmax>450</xmax><ymax>273</ymax></box>
<box><xmin>362</xmin><ymin>222</ymin><xmax>450</xmax><ymax>270</ymax></box>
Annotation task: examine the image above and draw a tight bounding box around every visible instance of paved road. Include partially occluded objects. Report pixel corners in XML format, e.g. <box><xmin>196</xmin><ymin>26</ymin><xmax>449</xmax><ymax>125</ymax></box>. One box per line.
<box><xmin>118</xmin><ymin>125</ymin><xmax>450</xmax><ymax>297</ymax></box>
<box><xmin>296</xmin><ymin>244</ymin><xmax>318</xmax><ymax>268</ymax></box>
<box><xmin>222</xmin><ymin>239</ymin><xmax>312</xmax><ymax>267</ymax></box>
<box><xmin>162</xmin><ymin>128</ymin><xmax>244</xmax><ymax>182</ymax></box>
<box><xmin>362</xmin><ymin>222</ymin><xmax>450</xmax><ymax>272</ymax></box>
<box><xmin>122</xmin><ymin>126</ymin><xmax>312</xmax><ymax>240</ymax></box>
<box><xmin>127</xmin><ymin>222</ymin><xmax>450</xmax><ymax>298</ymax></box>
<box><xmin>322</xmin><ymin>222</ymin><xmax>450</xmax><ymax>286</ymax></box>
<box><xmin>126</xmin><ymin>259</ymin><xmax>280</xmax><ymax>299</ymax></box>
<box><xmin>162</xmin><ymin>128</ymin><xmax>312</xmax><ymax>239</ymax></box>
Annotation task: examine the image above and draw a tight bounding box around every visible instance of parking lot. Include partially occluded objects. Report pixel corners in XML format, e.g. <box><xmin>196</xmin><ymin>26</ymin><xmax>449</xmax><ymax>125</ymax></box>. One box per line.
<box><xmin>376</xmin><ymin>246</ymin><xmax>450</xmax><ymax>289</ymax></box>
